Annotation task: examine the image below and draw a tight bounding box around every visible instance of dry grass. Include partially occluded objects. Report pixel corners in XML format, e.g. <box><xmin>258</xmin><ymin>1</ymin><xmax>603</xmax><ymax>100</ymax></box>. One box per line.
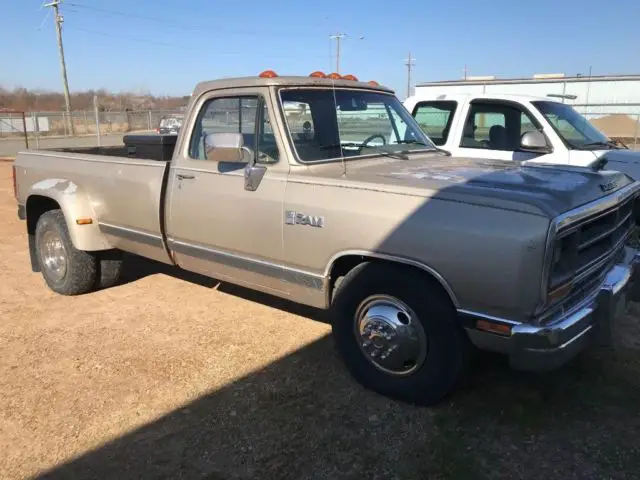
<box><xmin>1</xmin><ymin>163</ymin><xmax>640</xmax><ymax>479</ymax></box>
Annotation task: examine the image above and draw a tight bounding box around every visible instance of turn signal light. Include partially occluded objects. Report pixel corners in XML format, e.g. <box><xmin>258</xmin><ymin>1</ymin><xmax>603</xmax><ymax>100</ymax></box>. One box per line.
<box><xmin>309</xmin><ymin>71</ymin><xmax>326</xmax><ymax>78</ymax></box>
<box><xmin>259</xmin><ymin>70</ymin><xmax>278</xmax><ymax>78</ymax></box>
<box><xmin>327</xmin><ymin>72</ymin><xmax>342</xmax><ymax>80</ymax></box>
<box><xmin>548</xmin><ymin>281</ymin><xmax>573</xmax><ymax>305</ymax></box>
<box><xmin>476</xmin><ymin>320</ymin><xmax>512</xmax><ymax>336</ymax></box>
<box><xmin>368</xmin><ymin>80</ymin><xmax>380</xmax><ymax>86</ymax></box>
<box><xmin>342</xmin><ymin>74</ymin><xmax>358</xmax><ymax>81</ymax></box>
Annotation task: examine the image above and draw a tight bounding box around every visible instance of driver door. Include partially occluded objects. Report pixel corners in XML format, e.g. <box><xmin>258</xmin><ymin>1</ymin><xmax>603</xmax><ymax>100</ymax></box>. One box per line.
<box><xmin>165</xmin><ymin>88</ymin><xmax>291</xmax><ymax>295</ymax></box>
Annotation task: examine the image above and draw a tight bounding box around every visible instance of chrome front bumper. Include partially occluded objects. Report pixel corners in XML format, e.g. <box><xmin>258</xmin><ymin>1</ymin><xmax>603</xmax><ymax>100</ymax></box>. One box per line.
<box><xmin>465</xmin><ymin>246</ymin><xmax>640</xmax><ymax>372</ymax></box>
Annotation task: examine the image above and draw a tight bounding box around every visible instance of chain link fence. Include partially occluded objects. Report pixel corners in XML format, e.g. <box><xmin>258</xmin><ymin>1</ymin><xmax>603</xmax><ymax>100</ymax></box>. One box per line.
<box><xmin>2</xmin><ymin>104</ymin><xmax>640</xmax><ymax>150</ymax></box>
<box><xmin>0</xmin><ymin>109</ymin><xmax>183</xmax><ymax>139</ymax></box>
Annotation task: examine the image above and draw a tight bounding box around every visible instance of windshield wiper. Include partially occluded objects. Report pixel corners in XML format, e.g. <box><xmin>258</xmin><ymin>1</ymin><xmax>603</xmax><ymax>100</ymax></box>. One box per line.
<box><xmin>395</xmin><ymin>139</ymin><xmax>451</xmax><ymax>156</ymax></box>
<box><xmin>319</xmin><ymin>142</ymin><xmax>360</xmax><ymax>150</ymax></box>
<box><xmin>576</xmin><ymin>140</ymin><xmax>623</xmax><ymax>150</ymax></box>
<box><xmin>319</xmin><ymin>142</ymin><xmax>409</xmax><ymax>159</ymax></box>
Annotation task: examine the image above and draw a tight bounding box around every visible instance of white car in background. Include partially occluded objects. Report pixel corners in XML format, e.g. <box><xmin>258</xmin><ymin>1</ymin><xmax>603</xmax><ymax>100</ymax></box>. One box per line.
<box><xmin>404</xmin><ymin>92</ymin><xmax>640</xmax><ymax>178</ymax></box>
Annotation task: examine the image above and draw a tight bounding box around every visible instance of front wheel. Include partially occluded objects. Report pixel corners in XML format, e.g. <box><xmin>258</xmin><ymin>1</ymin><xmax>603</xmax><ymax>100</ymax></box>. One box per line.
<box><xmin>34</xmin><ymin>210</ymin><xmax>97</xmax><ymax>295</ymax></box>
<box><xmin>331</xmin><ymin>262</ymin><xmax>471</xmax><ymax>405</ymax></box>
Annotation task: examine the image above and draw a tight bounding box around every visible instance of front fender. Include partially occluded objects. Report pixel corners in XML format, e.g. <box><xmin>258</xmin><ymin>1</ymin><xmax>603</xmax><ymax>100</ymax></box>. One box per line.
<box><xmin>27</xmin><ymin>178</ymin><xmax>113</xmax><ymax>251</ymax></box>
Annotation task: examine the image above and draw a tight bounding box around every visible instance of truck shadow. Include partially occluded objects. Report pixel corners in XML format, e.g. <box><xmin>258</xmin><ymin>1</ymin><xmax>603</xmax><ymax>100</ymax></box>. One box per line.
<box><xmin>35</xmin><ymin>332</ymin><xmax>640</xmax><ymax>479</ymax></box>
<box><xmin>118</xmin><ymin>252</ymin><xmax>329</xmax><ymax>324</ymax></box>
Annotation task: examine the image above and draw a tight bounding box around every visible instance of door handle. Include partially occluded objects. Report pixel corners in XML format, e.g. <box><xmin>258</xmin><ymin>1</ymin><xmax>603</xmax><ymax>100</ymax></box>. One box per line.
<box><xmin>176</xmin><ymin>174</ymin><xmax>195</xmax><ymax>180</ymax></box>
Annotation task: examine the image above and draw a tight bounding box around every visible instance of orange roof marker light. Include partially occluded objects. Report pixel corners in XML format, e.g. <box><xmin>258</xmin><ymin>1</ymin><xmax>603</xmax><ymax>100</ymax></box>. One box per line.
<box><xmin>327</xmin><ymin>72</ymin><xmax>342</xmax><ymax>80</ymax></box>
<box><xmin>309</xmin><ymin>71</ymin><xmax>326</xmax><ymax>78</ymax></box>
<box><xmin>368</xmin><ymin>80</ymin><xmax>380</xmax><ymax>86</ymax></box>
<box><xmin>259</xmin><ymin>70</ymin><xmax>278</xmax><ymax>78</ymax></box>
<box><xmin>342</xmin><ymin>74</ymin><xmax>358</xmax><ymax>81</ymax></box>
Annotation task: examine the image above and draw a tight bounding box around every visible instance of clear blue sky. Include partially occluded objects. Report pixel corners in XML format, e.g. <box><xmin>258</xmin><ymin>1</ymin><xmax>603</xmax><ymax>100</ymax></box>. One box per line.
<box><xmin>2</xmin><ymin>0</ymin><xmax>639</xmax><ymax>97</ymax></box>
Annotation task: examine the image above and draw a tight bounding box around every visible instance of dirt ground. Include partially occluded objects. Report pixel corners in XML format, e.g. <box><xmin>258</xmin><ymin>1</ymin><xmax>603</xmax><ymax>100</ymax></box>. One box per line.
<box><xmin>1</xmin><ymin>163</ymin><xmax>640</xmax><ymax>480</ymax></box>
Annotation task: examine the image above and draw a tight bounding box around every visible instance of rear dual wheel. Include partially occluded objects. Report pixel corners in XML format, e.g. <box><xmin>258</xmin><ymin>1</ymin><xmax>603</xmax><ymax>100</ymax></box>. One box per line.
<box><xmin>331</xmin><ymin>262</ymin><xmax>471</xmax><ymax>405</ymax></box>
<box><xmin>35</xmin><ymin>209</ymin><xmax>123</xmax><ymax>295</ymax></box>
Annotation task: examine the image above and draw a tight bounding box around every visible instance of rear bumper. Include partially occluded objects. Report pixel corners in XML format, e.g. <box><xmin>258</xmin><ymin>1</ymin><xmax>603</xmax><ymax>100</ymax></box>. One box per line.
<box><xmin>464</xmin><ymin>246</ymin><xmax>640</xmax><ymax>372</ymax></box>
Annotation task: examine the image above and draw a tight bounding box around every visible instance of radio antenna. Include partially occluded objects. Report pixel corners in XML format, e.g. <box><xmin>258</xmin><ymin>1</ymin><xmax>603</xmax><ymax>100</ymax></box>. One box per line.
<box><xmin>330</xmin><ymin>76</ymin><xmax>347</xmax><ymax>177</ymax></box>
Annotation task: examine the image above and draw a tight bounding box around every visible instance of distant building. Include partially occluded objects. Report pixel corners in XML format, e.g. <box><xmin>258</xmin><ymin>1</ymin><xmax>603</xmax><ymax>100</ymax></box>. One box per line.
<box><xmin>415</xmin><ymin>73</ymin><xmax>640</xmax><ymax>116</ymax></box>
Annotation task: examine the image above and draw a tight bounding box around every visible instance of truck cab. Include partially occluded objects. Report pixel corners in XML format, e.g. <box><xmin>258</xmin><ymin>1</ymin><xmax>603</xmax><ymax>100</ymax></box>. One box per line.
<box><xmin>404</xmin><ymin>92</ymin><xmax>640</xmax><ymax>174</ymax></box>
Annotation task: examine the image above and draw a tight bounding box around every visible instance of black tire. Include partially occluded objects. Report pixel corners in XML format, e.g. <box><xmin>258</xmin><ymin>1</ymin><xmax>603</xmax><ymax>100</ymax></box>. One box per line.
<box><xmin>331</xmin><ymin>262</ymin><xmax>471</xmax><ymax>405</ymax></box>
<box><xmin>95</xmin><ymin>250</ymin><xmax>124</xmax><ymax>289</ymax></box>
<box><xmin>34</xmin><ymin>209</ymin><xmax>97</xmax><ymax>295</ymax></box>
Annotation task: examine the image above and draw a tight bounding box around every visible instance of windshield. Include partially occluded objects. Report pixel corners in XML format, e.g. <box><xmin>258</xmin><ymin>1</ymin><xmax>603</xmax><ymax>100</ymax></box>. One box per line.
<box><xmin>531</xmin><ymin>101</ymin><xmax>611</xmax><ymax>149</ymax></box>
<box><xmin>279</xmin><ymin>88</ymin><xmax>437</xmax><ymax>162</ymax></box>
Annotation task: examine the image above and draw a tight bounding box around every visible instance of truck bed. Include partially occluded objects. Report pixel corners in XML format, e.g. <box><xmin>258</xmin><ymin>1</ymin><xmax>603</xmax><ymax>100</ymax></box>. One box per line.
<box><xmin>14</xmin><ymin>147</ymin><xmax>173</xmax><ymax>264</ymax></box>
<box><xmin>49</xmin><ymin>133</ymin><xmax>177</xmax><ymax>162</ymax></box>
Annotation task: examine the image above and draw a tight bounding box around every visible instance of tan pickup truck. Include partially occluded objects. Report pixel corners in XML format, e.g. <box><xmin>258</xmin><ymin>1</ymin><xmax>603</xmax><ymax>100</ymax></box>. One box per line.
<box><xmin>12</xmin><ymin>71</ymin><xmax>640</xmax><ymax>405</ymax></box>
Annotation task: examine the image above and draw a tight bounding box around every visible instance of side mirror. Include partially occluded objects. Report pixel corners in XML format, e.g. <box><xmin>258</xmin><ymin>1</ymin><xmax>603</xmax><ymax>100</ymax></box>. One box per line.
<box><xmin>520</xmin><ymin>130</ymin><xmax>551</xmax><ymax>154</ymax></box>
<box><xmin>205</xmin><ymin>132</ymin><xmax>251</xmax><ymax>163</ymax></box>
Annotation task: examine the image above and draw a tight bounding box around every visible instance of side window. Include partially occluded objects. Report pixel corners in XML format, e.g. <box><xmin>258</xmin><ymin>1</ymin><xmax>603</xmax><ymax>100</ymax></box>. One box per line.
<box><xmin>460</xmin><ymin>102</ymin><xmax>540</xmax><ymax>151</ymax></box>
<box><xmin>412</xmin><ymin>101</ymin><xmax>457</xmax><ymax>146</ymax></box>
<box><xmin>520</xmin><ymin>112</ymin><xmax>537</xmax><ymax>137</ymax></box>
<box><xmin>189</xmin><ymin>96</ymin><xmax>258</xmax><ymax>161</ymax></box>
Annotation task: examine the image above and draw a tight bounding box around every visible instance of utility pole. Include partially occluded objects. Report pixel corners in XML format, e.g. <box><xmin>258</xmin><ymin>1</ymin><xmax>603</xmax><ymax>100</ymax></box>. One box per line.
<box><xmin>329</xmin><ymin>33</ymin><xmax>346</xmax><ymax>73</ymax></box>
<box><xmin>44</xmin><ymin>0</ymin><xmax>75</xmax><ymax>135</ymax></box>
<box><xmin>404</xmin><ymin>52</ymin><xmax>415</xmax><ymax>99</ymax></box>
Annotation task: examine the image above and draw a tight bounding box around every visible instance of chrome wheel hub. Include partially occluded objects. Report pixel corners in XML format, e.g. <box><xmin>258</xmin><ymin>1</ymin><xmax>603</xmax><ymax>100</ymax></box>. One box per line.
<box><xmin>355</xmin><ymin>295</ymin><xmax>427</xmax><ymax>376</ymax></box>
<box><xmin>40</xmin><ymin>229</ymin><xmax>67</xmax><ymax>282</ymax></box>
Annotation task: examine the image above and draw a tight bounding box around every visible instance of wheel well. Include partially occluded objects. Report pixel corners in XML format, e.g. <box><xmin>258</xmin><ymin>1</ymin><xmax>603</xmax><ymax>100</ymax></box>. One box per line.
<box><xmin>26</xmin><ymin>196</ymin><xmax>61</xmax><ymax>235</ymax></box>
<box><xmin>328</xmin><ymin>254</ymin><xmax>456</xmax><ymax>308</ymax></box>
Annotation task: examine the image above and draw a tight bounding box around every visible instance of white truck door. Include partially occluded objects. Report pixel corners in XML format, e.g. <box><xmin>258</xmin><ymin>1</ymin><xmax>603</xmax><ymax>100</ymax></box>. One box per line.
<box><xmin>454</xmin><ymin>99</ymin><xmax>556</xmax><ymax>164</ymax></box>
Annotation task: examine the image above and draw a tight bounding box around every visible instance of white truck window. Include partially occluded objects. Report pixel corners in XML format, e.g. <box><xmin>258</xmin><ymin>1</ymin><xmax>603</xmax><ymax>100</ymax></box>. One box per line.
<box><xmin>461</xmin><ymin>102</ymin><xmax>540</xmax><ymax>152</ymax></box>
<box><xmin>412</xmin><ymin>101</ymin><xmax>457</xmax><ymax>146</ymax></box>
<box><xmin>531</xmin><ymin>100</ymin><xmax>611</xmax><ymax>149</ymax></box>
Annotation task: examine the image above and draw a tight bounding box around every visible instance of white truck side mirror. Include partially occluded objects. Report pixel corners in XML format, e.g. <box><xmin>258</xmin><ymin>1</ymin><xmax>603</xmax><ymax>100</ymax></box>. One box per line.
<box><xmin>520</xmin><ymin>130</ymin><xmax>551</xmax><ymax>154</ymax></box>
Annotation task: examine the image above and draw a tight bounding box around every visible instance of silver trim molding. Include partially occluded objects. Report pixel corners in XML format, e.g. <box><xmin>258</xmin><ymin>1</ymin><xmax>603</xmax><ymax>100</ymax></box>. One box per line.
<box><xmin>457</xmin><ymin>309</ymin><xmax>521</xmax><ymax>326</ymax></box>
<box><xmin>325</xmin><ymin>250</ymin><xmax>459</xmax><ymax>307</ymax></box>
<box><xmin>168</xmin><ymin>238</ymin><xmax>325</xmax><ymax>290</ymax></box>
<box><xmin>98</xmin><ymin>222</ymin><xmax>164</xmax><ymax>248</ymax></box>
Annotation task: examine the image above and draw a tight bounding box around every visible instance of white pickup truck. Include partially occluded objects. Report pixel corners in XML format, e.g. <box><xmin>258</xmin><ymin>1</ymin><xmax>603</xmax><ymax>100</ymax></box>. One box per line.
<box><xmin>404</xmin><ymin>92</ymin><xmax>640</xmax><ymax>178</ymax></box>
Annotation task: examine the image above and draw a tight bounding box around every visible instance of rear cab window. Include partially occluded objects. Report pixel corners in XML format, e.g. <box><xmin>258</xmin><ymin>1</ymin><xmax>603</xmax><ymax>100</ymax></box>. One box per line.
<box><xmin>411</xmin><ymin>101</ymin><xmax>457</xmax><ymax>146</ymax></box>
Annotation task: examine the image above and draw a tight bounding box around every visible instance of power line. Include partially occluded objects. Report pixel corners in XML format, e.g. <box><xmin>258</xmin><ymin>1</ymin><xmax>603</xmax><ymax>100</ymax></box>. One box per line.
<box><xmin>44</xmin><ymin>0</ymin><xmax>75</xmax><ymax>135</ymax></box>
<box><xmin>66</xmin><ymin>1</ymin><xmax>314</xmax><ymax>38</ymax></box>
<box><xmin>328</xmin><ymin>33</ymin><xmax>365</xmax><ymax>74</ymax></box>
<box><xmin>69</xmin><ymin>26</ymin><xmax>331</xmax><ymax>60</ymax></box>
<box><xmin>329</xmin><ymin>33</ymin><xmax>346</xmax><ymax>73</ymax></box>
<box><xmin>404</xmin><ymin>52</ymin><xmax>415</xmax><ymax>99</ymax></box>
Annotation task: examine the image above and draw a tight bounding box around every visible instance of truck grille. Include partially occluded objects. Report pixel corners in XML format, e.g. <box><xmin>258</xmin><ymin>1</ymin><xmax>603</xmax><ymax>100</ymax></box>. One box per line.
<box><xmin>543</xmin><ymin>193</ymin><xmax>636</xmax><ymax>317</ymax></box>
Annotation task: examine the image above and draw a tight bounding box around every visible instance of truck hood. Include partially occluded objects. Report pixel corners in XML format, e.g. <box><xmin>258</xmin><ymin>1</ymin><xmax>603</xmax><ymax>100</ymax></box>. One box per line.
<box><xmin>317</xmin><ymin>154</ymin><xmax>636</xmax><ymax>218</ymax></box>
